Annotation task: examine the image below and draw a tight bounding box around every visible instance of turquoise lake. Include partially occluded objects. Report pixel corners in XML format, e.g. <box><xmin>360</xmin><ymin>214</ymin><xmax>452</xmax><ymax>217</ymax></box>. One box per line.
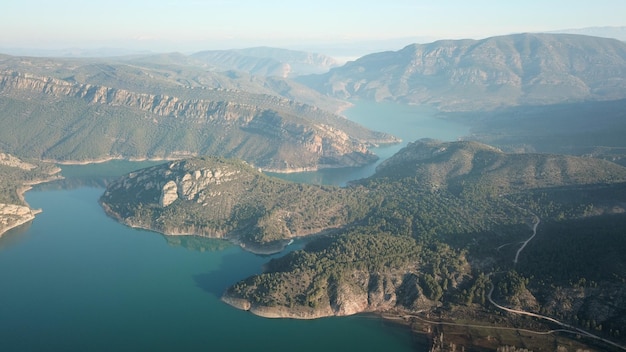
<box><xmin>269</xmin><ymin>100</ymin><xmax>470</xmax><ymax>185</ymax></box>
<box><xmin>0</xmin><ymin>102</ymin><xmax>470</xmax><ymax>351</ymax></box>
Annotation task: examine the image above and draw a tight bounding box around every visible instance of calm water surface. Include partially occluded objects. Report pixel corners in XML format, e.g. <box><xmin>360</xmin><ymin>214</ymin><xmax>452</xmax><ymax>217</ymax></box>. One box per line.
<box><xmin>0</xmin><ymin>186</ymin><xmax>416</xmax><ymax>351</ymax></box>
<box><xmin>270</xmin><ymin>100</ymin><xmax>470</xmax><ymax>185</ymax></box>
<box><xmin>0</xmin><ymin>102</ymin><xmax>466</xmax><ymax>351</ymax></box>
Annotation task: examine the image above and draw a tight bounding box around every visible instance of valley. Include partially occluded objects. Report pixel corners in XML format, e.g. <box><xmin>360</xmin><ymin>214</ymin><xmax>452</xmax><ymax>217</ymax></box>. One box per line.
<box><xmin>2</xmin><ymin>32</ymin><xmax>626</xmax><ymax>351</ymax></box>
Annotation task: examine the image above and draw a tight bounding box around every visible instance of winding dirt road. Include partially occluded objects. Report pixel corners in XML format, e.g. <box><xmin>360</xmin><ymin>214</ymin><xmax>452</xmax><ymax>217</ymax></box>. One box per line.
<box><xmin>487</xmin><ymin>285</ymin><xmax>626</xmax><ymax>351</ymax></box>
<box><xmin>513</xmin><ymin>214</ymin><xmax>540</xmax><ymax>264</ymax></box>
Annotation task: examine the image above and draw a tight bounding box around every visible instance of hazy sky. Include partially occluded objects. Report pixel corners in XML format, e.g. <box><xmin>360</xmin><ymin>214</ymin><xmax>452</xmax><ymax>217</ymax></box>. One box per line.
<box><xmin>1</xmin><ymin>0</ymin><xmax>625</xmax><ymax>54</ymax></box>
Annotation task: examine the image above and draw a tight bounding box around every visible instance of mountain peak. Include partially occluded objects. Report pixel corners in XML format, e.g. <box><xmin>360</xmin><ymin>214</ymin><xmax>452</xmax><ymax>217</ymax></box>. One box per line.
<box><xmin>304</xmin><ymin>33</ymin><xmax>626</xmax><ymax>111</ymax></box>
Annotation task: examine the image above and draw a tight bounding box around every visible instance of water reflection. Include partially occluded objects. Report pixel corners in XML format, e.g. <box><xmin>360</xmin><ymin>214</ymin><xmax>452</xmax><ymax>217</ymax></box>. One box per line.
<box><xmin>163</xmin><ymin>235</ymin><xmax>233</xmax><ymax>252</ymax></box>
<box><xmin>267</xmin><ymin>144</ymin><xmax>405</xmax><ymax>186</ymax></box>
<box><xmin>193</xmin><ymin>238</ymin><xmax>308</xmax><ymax>298</ymax></box>
<box><xmin>31</xmin><ymin>160</ymin><xmax>167</xmax><ymax>191</ymax></box>
<box><xmin>270</xmin><ymin>101</ymin><xmax>470</xmax><ymax>186</ymax></box>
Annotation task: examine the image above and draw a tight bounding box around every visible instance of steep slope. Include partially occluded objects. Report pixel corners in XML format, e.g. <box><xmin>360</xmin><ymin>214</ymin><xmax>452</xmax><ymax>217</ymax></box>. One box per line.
<box><xmin>0</xmin><ymin>52</ymin><xmax>346</xmax><ymax>112</ymax></box>
<box><xmin>191</xmin><ymin>47</ymin><xmax>339</xmax><ymax>77</ymax></box>
<box><xmin>99</xmin><ymin>140</ymin><xmax>626</xmax><ymax>349</ymax></box>
<box><xmin>0</xmin><ymin>152</ymin><xmax>60</xmax><ymax>236</ymax></box>
<box><xmin>99</xmin><ymin>156</ymin><xmax>370</xmax><ymax>251</ymax></box>
<box><xmin>453</xmin><ymin>98</ymin><xmax>626</xmax><ymax>166</ymax></box>
<box><xmin>300</xmin><ymin>33</ymin><xmax>626</xmax><ymax>111</ymax></box>
<box><xmin>216</xmin><ymin>143</ymin><xmax>626</xmax><ymax>351</ymax></box>
<box><xmin>0</xmin><ymin>70</ymin><xmax>397</xmax><ymax>170</ymax></box>
<box><xmin>373</xmin><ymin>139</ymin><xmax>626</xmax><ymax>194</ymax></box>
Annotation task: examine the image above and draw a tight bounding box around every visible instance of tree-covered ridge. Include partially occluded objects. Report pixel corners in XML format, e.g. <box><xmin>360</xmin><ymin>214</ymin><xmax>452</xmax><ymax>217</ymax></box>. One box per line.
<box><xmin>0</xmin><ymin>152</ymin><xmax>61</xmax><ymax>236</ymax></box>
<box><xmin>0</xmin><ymin>71</ymin><xmax>392</xmax><ymax>171</ymax></box>
<box><xmin>226</xmin><ymin>233</ymin><xmax>469</xmax><ymax>317</ymax></box>
<box><xmin>0</xmin><ymin>153</ymin><xmax>60</xmax><ymax>204</ymax></box>
<box><xmin>216</xmin><ymin>142</ymin><xmax>626</xmax><ymax>347</ymax></box>
<box><xmin>101</xmin><ymin>140</ymin><xmax>626</xmax><ymax>249</ymax></box>
<box><xmin>100</xmin><ymin>156</ymin><xmax>371</xmax><ymax>247</ymax></box>
<box><xmin>373</xmin><ymin>139</ymin><xmax>626</xmax><ymax>195</ymax></box>
<box><xmin>99</xmin><ymin>140</ymin><xmax>626</xmax><ymax>346</ymax></box>
<box><xmin>0</xmin><ymin>53</ymin><xmax>397</xmax><ymax>170</ymax></box>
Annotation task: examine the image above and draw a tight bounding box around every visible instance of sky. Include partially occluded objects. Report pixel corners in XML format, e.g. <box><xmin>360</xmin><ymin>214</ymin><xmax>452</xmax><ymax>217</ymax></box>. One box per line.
<box><xmin>1</xmin><ymin>0</ymin><xmax>625</xmax><ymax>57</ymax></box>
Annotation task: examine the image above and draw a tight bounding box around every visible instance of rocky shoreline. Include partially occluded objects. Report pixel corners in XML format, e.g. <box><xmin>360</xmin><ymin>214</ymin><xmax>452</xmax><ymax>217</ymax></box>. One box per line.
<box><xmin>0</xmin><ymin>204</ymin><xmax>41</xmax><ymax>237</ymax></box>
<box><xmin>0</xmin><ymin>160</ymin><xmax>62</xmax><ymax>237</ymax></box>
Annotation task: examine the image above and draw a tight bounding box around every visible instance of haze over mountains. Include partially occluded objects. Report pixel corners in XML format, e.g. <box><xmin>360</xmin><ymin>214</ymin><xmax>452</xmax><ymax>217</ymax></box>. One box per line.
<box><xmin>0</xmin><ymin>52</ymin><xmax>393</xmax><ymax>171</ymax></box>
<box><xmin>2</xmin><ymin>32</ymin><xmax>626</xmax><ymax>172</ymax></box>
<box><xmin>300</xmin><ymin>33</ymin><xmax>626</xmax><ymax>111</ymax></box>
<box><xmin>552</xmin><ymin>26</ymin><xmax>626</xmax><ymax>42</ymax></box>
<box><xmin>3</xmin><ymin>29</ymin><xmax>626</xmax><ymax>351</ymax></box>
<box><xmin>191</xmin><ymin>47</ymin><xmax>340</xmax><ymax>78</ymax></box>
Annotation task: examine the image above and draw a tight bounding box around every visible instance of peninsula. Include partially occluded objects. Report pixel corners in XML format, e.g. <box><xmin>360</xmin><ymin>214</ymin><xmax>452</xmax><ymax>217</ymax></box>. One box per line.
<box><xmin>101</xmin><ymin>140</ymin><xmax>626</xmax><ymax>350</ymax></box>
<box><xmin>0</xmin><ymin>153</ymin><xmax>61</xmax><ymax>237</ymax></box>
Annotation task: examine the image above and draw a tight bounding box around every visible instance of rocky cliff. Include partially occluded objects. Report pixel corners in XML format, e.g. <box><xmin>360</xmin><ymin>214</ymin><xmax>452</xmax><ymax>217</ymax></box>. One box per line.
<box><xmin>0</xmin><ymin>203</ymin><xmax>40</xmax><ymax>237</ymax></box>
<box><xmin>100</xmin><ymin>157</ymin><xmax>364</xmax><ymax>250</ymax></box>
<box><xmin>0</xmin><ymin>153</ymin><xmax>60</xmax><ymax>236</ymax></box>
<box><xmin>222</xmin><ymin>234</ymin><xmax>469</xmax><ymax>319</ymax></box>
<box><xmin>0</xmin><ymin>71</ymin><xmax>393</xmax><ymax>170</ymax></box>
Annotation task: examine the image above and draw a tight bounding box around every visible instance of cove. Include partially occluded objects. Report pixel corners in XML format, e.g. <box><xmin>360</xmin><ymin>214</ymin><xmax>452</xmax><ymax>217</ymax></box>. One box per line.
<box><xmin>269</xmin><ymin>100</ymin><xmax>470</xmax><ymax>185</ymax></box>
<box><xmin>0</xmin><ymin>181</ymin><xmax>417</xmax><ymax>351</ymax></box>
<box><xmin>0</xmin><ymin>101</ymin><xmax>467</xmax><ymax>351</ymax></box>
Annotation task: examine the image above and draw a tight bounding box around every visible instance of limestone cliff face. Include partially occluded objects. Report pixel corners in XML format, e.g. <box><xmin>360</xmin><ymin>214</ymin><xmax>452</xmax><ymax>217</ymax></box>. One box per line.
<box><xmin>222</xmin><ymin>266</ymin><xmax>452</xmax><ymax>319</ymax></box>
<box><xmin>222</xmin><ymin>234</ymin><xmax>470</xmax><ymax>319</ymax></box>
<box><xmin>0</xmin><ymin>203</ymin><xmax>39</xmax><ymax>236</ymax></box>
<box><xmin>0</xmin><ymin>153</ymin><xmax>36</xmax><ymax>170</ymax></box>
<box><xmin>103</xmin><ymin>158</ymin><xmax>250</xmax><ymax>210</ymax></box>
<box><xmin>100</xmin><ymin>156</ymin><xmax>358</xmax><ymax>248</ymax></box>
<box><xmin>0</xmin><ymin>153</ymin><xmax>60</xmax><ymax>236</ymax></box>
<box><xmin>0</xmin><ymin>71</ymin><xmax>384</xmax><ymax>171</ymax></box>
<box><xmin>0</xmin><ymin>71</ymin><xmax>259</xmax><ymax>122</ymax></box>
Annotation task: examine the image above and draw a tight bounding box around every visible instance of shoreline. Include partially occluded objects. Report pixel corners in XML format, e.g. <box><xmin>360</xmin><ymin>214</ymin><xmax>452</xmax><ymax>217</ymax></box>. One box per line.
<box><xmin>41</xmin><ymin>155</ymin><xmax>389</xmax><ymax>174</ymax></box>
<box><xmin>220</xmin><ymin>295</ymin><xmax>431</xmax><ymax>348</ymax></box>
<box><xmin>0</xmin><ymin>207</ymin><xmax>42</xmax><ymax>238</ymax></box>
<box><xmin>0</xmin><ymin>169</ymin><xmax>63</xmax><ymax>238</ymax></box>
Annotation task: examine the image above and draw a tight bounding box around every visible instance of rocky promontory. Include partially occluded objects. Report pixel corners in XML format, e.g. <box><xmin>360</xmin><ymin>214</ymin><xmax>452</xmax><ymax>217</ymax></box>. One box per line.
<box><xmin>0</xmin><ymin>203</ymin><xmax>40</xmax><ymax>237</ymax></box>
<box><xmin>99</xmin><ymin>156</ymin><xmax>367</xmax><ymax>250</ymax></box>
<box><xmin>221</xmin><ymin>234</ymin><xmax>469</xmax><ymax>320</ymax></box>
<box><xmin>0</xmin><ymin>153</ymin><xmax>61</xmax><ymax>236</ymax></box>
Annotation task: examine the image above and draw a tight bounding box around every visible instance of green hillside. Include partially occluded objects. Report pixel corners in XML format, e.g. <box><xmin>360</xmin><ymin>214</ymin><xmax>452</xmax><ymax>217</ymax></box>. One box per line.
<box><xmin>0</xmin><ymin>68</ymin><xmax>396</xmax><ymax>170</ymax></box>
<box><xmin>99</xmin><ymin>139</ymin><xmax>626</xmax><ymax>350</ymax></box>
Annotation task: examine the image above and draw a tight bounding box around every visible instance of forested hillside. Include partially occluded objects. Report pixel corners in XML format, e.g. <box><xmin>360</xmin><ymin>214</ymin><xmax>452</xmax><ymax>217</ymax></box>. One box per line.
<box><xmin>0</xmin><ymin>51</ymin><xmax>400</xmax><ymax>171</ymax></box>
<box><xmin>98</xmin><ymin>139</ymin><xmax>626</xmax><ymax>351</ymax></box>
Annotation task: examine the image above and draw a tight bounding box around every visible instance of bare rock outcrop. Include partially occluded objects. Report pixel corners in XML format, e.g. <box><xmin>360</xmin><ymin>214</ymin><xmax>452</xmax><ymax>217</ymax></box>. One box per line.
<box><xmin>222</xmin><ymin>267</ymin><xmax>446</xmax><ymax>319</ymax></box>
<box><xmin>0</xmin><ymin>203</ymin><xmax>40</xmax><ymax>236</ymax></box>
<box><xmin>100</xmin><ymin>156</ymin><xmax>359</xmax><ymax>248</ymax></box>
<box><xmin>0</xmin><ymin>153</ymin><xmax>36</xmax><ymax>170</ymax></box>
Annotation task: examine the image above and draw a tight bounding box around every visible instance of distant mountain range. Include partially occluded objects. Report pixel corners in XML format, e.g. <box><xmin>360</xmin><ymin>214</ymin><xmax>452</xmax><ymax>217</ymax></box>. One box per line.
<box><xmin>191</xmin><ymin>47</ymin><xmax>340</xmax><ymax>78</ymax></box>
<box><xmin>3</xmin><ymin>32</ymin><xmax>626</xmax><ymax>169</ymax></box>
<box><xmin>299</xmin><ymin>33</ymin><xmax>626</xmax><ymax>111</ymax></box>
